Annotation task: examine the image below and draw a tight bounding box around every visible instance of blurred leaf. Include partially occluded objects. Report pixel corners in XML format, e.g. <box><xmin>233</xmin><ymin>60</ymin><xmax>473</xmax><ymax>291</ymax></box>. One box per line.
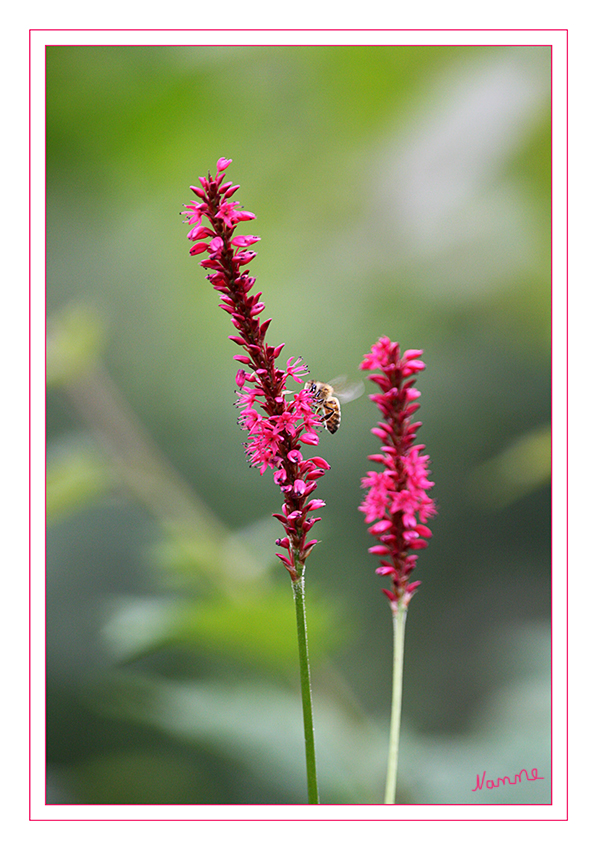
<box><xmin>172</xmin><ymin>587</ymin><xmax>345</xmax><ymax>669</ymax></box>
<box><xmin>91</xmin><ymin>672</ymin><xmax>387</xmax><ymax>803</ymax></box>
<box><xmin>101</xmin><ymin>597</ymin><xmax>181</xmax><ymax>661</ymax></box>
<box><xmin>70</xmin><ymin>750</ymin><xmax>208</xmax><ymax>804</ymax></box>
<box><xmin>102</xmin><ymin>585</ymin><xmax>346</xmax><ymax>672</ymax></box>
<box><xmin>150</xmin><ymin>518</ymin><xmax>274</xmax><ymax>591</ymax></box>
<box><xmin>46</xmin><ymin>303</ymin><xmax>106</xmax><ymax>387</ymax></box>
<box><xmin>149</xmin><ymin>526</ymin><xmax>246</xmax><ymax>590</ymax></box>
<box><xmin>46</xmin><ymin>445</ymin><xmax>111</xmax><ymax>522</ymax></box>
<box><xmin>468</xmin><ymin>424</ymin><xmax>551</xmax><ymax>509</ymax></box>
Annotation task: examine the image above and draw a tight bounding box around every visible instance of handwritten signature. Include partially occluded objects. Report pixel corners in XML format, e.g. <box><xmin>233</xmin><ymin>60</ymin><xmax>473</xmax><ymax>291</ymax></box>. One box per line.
<box><xmin>472</xmin><ymin>767</ymin><xmax>544</xmax><ymax>792</ymax></box>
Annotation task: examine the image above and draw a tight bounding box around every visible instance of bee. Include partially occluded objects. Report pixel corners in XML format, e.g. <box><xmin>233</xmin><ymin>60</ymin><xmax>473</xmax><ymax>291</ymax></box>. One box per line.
<box><xmin>305</xmin><ymin>377</ymin><xmax>364</xmax><ymax>434</ymax></box>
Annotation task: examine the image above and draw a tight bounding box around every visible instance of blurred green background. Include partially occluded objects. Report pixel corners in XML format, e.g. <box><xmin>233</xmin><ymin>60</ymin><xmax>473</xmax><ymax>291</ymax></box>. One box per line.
<box><xmin>45</xmin><ymin>45</ymin><xmax>551</xmax><ymax>805</ymax></box>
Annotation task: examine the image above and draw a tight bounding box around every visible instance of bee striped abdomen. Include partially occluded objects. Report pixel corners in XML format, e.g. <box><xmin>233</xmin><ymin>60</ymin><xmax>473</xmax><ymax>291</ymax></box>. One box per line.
<box><xmin>305</xmin><ymin>380</ymin><xmax>341</xmax><ymax>434</ymax></box>
<box><xmin>321</xmin><ymin>398</ymin><xmax>341</xmax><ymax>433</ymax></box>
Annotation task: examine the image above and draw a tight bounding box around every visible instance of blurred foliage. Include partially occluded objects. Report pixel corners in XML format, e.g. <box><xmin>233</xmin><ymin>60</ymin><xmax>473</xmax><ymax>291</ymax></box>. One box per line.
<box><xmin>45</xmin><ymin>44</ymin><xmax>551</xmax><ymax>805</ymax></box>
<box><xmin>46</xmin><ymin>442</ymin><xmax>111</xmax><ymax>522</ymax></box>
<box><xmin>46</xmin><ymin>303</ymin><xmax>106</xmax><ymax>387</ymax></box>
<box><xmin>468</xmin><ymin>424</ymin><xmax>551</xmax><ymax>509</ymax></box>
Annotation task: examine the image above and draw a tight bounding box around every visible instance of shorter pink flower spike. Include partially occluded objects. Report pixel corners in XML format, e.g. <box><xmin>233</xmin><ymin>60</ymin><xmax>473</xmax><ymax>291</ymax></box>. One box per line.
<box><xmin>359</xmin><ymin>337</ymin><xmax>436</xmax><ymax>609</ymax></box>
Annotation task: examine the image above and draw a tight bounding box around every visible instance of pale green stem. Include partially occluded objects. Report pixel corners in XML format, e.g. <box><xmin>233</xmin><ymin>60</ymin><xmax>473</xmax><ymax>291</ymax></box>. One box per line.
<box><xmin>292</xmin><ymin>571</ymin><xmax>320</xmax><ymax>804</ymax></box>
<box><xmin>384</xmin><ymin>602</ymin><xmax>408</xmax><ymax>804</ymax></box>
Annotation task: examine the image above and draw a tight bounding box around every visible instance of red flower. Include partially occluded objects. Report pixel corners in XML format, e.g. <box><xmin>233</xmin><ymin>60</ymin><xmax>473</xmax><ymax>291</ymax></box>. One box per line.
<box><xmin>182</xmin><ymin>159</ymin><xmax>329</xmax><ymax>580</ymax></box>
<box><xmin>359</xmin><ymin>337</ymin><xmax>436</xmax><ymax>609</ymax></box>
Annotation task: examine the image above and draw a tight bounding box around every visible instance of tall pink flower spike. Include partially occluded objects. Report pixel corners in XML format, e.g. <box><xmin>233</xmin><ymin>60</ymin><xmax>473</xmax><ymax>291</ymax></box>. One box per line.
<box><xmin>359</xmin><ymin>337</ymin><xmax>436</xmax><ymax>610</ymax></box>
<box><xmin>182</xmin><ymin>159</ymin><xmax>329</xmax><ymax>581</ymax></box>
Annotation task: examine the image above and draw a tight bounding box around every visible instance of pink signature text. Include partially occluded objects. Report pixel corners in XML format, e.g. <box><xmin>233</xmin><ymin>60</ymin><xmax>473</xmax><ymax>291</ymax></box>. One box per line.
<box><xmin>472</xmin><ymin>767</ymin><xmax>544</xmax><ymax>792</ymax></box>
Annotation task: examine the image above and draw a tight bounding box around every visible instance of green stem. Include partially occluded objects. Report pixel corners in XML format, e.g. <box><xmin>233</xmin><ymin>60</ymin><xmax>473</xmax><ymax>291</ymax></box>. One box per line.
<box><xmin>384</xmin><ymin>603</ymin><xmax>407</xmax><ymax>804</ymax></box>
<box><xmin>292</xmin><ymin>572</ymin><xmax>320</xmax><ymax>804</ymax></box>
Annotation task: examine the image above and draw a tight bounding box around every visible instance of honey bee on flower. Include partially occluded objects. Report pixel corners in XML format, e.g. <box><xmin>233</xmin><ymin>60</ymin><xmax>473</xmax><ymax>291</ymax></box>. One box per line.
<box><xmin>305</xmin><ymin>377</ymin><xmax>364</xmax><ymax>434</ymax></box>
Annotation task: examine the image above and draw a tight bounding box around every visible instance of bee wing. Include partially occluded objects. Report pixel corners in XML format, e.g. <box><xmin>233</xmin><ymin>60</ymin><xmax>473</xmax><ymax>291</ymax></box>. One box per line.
<box><xmin>327</xmin><ymin>376</ymin><xmax>365</xmax><ymax>404</ymax></box>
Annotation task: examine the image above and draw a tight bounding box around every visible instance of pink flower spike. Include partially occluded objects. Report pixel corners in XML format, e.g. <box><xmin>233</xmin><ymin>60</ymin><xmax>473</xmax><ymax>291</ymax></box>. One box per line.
<box><xmin>182</xmin><ymin>160</ymin><xmax>330</xmax><ymax>574</ymax></box>
<box><xmin>360</xmin><ymin>337</ymin><xmax>435</xmax><ymax>609</ymax></box>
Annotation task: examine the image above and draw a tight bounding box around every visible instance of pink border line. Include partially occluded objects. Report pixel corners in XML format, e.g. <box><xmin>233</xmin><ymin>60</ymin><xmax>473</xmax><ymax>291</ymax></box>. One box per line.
<box><xmin>30</xmin><ymin>28</ymin><xmax>568</xmax><ymax>823</ymax></box>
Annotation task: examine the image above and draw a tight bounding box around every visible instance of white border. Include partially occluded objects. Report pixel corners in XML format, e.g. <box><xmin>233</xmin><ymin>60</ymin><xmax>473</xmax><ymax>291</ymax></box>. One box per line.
<box><xmin>30</xmin><ymin>28</ymin><xmax>568</xmax><ymax>824</ymax></box>
<box><xmin>30</xmin><ymin>29</ymin><xmax>48</xmax><ymax>823</ymax></box>
<box><xmin>32</xmin><ymin>28</ymin><xmax>561</xmax><ymax>48</ymax></box>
